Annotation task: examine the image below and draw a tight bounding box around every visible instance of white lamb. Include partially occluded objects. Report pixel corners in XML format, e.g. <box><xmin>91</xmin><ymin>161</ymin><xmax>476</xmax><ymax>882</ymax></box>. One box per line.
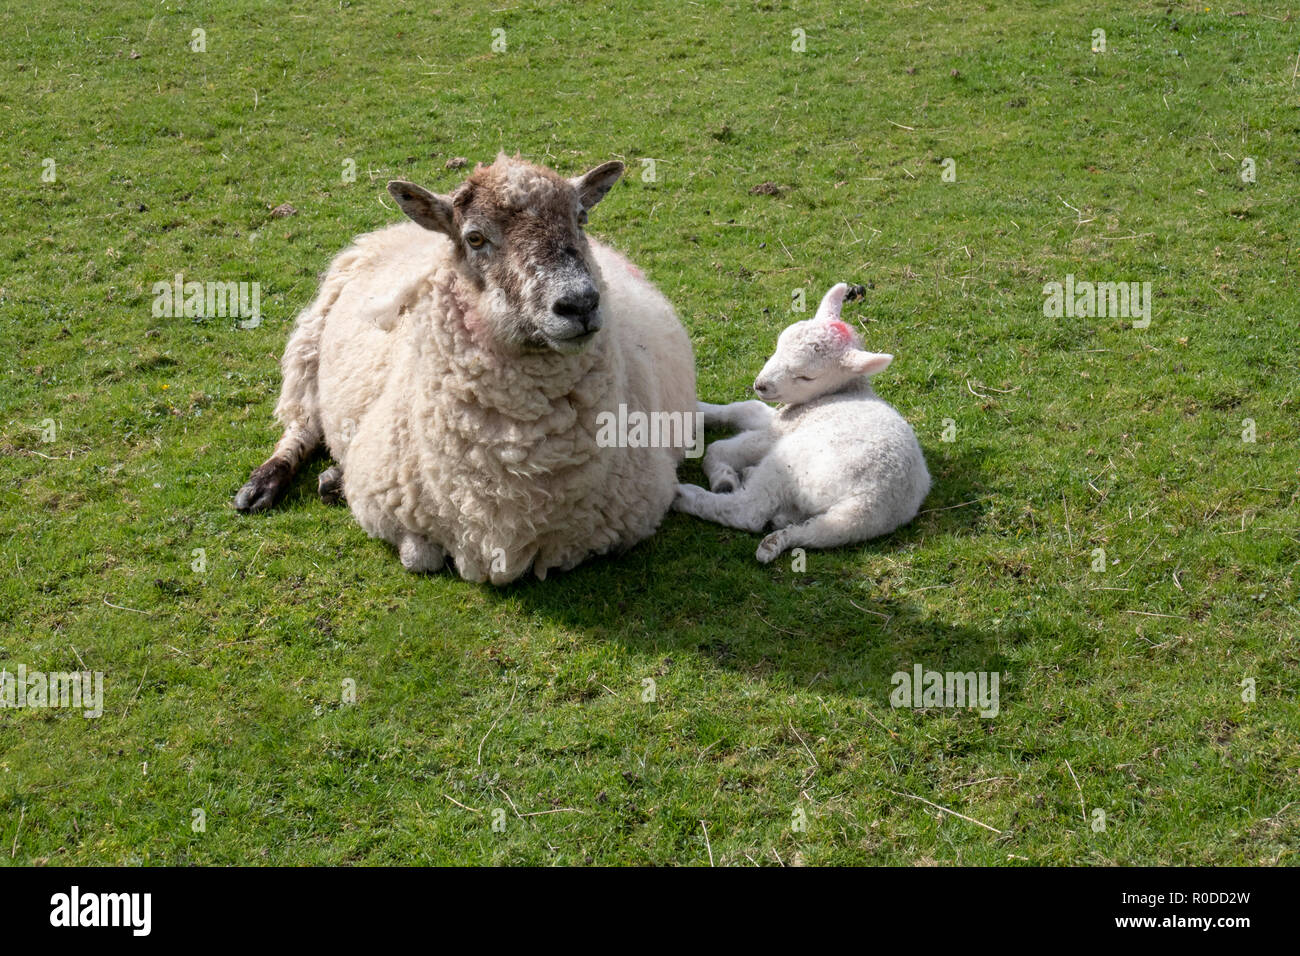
<box><xmin>673</xmin><ymin>282</ymin><xmax>930</xmax><ymax>562</ymax></box>
<box><xmin>234</xmin><ymin>154</ymin><xmax>696</xmax><ymax>585</ymax></box>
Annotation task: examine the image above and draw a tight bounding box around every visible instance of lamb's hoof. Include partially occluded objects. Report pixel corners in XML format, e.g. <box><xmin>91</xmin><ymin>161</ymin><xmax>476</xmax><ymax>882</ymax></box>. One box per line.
<box><xmin>399</xmin><ymin>535</ymin><xmax>444</xmax><ymax>574</ymax></box>
<box><xmin>708</xmin><ymin>466</ymin><xmax>738</xmax><ymax>494</ymax></box>
<box><xmin>672</xmin><ymin>483</ymin><xmax>703</xmax><ymax>511</ymax></box>
<box><xmin>233</xmin><ymin>458</ymin><xmax>292</xmax><ymax>512</ymax></box>
<box><xmin>756</xmin><ymin>532</ymin><xmax>785</xmax><ymax>564</ymax></box>
<box><xmin>317</xmin><ymin>465</ymin><xmax>344</xmax><ymax>505</ymax></box>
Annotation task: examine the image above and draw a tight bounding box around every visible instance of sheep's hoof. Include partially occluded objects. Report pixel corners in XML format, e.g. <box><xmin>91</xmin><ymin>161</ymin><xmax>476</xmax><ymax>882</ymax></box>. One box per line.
<box><xmin>317</xmin><ymin>465</ymin><xmax>344</xmax><ymax>505</ymax></box>
<box><xmin>756</xmin><ymin>532</ymin><xmax>785</xmax><ymax>564</ymax></box>
<box><xmin>399</xmin><ymin>535</ymin><xmax>444</xmax><ymax>574</ymax></box>
<box><xmin>233</xmin><ymin>458</ymin><xmax>293</xmax><ymax>512</ymax></box>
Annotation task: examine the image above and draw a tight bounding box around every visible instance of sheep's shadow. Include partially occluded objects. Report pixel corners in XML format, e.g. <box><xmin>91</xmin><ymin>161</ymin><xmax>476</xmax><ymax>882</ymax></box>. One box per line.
<box><xmin>899</xmin><ymin>440</ymin><xmax>996</xmax><ymax>535</ymax></box>
<box><xmin>505</xmin><ymin>442</ymin><xmax>1018</xmax><ymax>695</ymax></box>
<box><xmin>254</xmin><ymin>439</ymin><xmax>1018</xmax><ymax>694</ymax></box>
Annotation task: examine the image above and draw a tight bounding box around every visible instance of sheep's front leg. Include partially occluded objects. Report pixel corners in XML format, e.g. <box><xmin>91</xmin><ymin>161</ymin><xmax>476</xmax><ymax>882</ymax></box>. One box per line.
<box><xmin>756</xmin><ymin>498</ymin><xmax>870</xmax><ymax>564</ymax></box>
<box><xmin>398</xmin><ymin>533</ymin><xmax>445</xmax><ymax>574</ymax></box>
<box><xmin>317</xmin><ymin>464</ymin><xmax>345</xmax><ymax>505</ymax></box>
<box><xmin>673</xmin><ymin>481</ymin><xmax>778</xmax><ymax>533</ymax></box>
<box><xmin>234</xmin><ymin>419</ymin><xmax>322</xmax><ymax>512</ymax></box>
<box><xmin>703</xmin><ymin>430</ymin><xmax>774</xmax><ymax>493</ymax></box>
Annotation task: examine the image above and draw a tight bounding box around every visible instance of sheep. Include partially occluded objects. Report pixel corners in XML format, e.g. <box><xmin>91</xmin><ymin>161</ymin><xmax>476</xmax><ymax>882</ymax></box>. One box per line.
<box><xmin>234</xmin><ymin>154</ymin><xmax>696</xmax><ymax>585</ymax></box>
<box><xmin>673</xmin><ymin>282</ymin><xmax>930</xmax><ymax>562</ymax></box>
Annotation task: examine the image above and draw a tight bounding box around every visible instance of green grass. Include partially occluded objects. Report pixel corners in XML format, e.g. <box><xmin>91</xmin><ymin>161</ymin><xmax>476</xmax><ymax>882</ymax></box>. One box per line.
<box><xmin>1</xmin><ymin>0</ymin><xmax>1297</xmax><ymax>865</ymax></box>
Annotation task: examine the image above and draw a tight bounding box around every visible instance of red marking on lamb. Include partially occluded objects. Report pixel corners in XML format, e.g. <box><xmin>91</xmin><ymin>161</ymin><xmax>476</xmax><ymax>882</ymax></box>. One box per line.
<box><xmin>608</xmin><ymin>250</ymin><xmax>645</xmax><ymax>281</ymax></box>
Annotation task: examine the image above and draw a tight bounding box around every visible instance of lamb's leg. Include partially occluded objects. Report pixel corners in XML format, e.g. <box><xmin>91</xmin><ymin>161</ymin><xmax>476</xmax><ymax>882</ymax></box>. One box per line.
<box><xmin>317</xmin><ymin>464</ymin><xmax>344</xmax><ymax>505</ymax></box>
<box><xmin>673</xmin><ymin>471</ymin><xmax>783</xmax><ymax>533</ymax></box>
<box><xmin>703</xmin><ymin>430</ymin><xmax>774</xmax><ymax>493</ymax></box>
<box><xmin>756</xmin><ymin>497</ymin><xmax>871</xmax><ymax>564</ymax></box>
<box><xmin>698</xmin><ymin>400</ymin><xmax>774</xmax><ymax>432</ymax></box>
<box><xmin>399</xmin><ymin>534</ymin><xmax>445</xmax><ymax>574</ymax></box>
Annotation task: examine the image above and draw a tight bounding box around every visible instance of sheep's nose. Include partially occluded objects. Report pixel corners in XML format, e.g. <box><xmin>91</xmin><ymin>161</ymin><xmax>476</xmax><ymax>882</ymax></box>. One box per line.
<box><xmin>553</xmin><ymin>289</ymin><xmax>601</xmax><ymax>332</ymax></box>
<box><xmin>753</xmin><ymin>380</ymin><xmax>772</xmax><ymax>397</ymax></box>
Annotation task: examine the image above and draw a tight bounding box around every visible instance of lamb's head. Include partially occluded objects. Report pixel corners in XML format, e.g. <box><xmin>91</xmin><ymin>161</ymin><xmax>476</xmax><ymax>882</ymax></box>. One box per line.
<box><xmin>752</xmin><ymin>283</ymin><xmax>893</xmax><ymax>405</ymax></box>
<box><xmin>387</xmin><ymin>153</ymin><xmax>624</xmax><ymax>354</ymax></box>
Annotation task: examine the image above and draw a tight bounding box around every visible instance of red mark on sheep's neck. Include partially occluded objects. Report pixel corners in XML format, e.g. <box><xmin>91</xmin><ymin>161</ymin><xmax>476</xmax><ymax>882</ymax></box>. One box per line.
<box><xmin>445</xmin><ymin>276</ymin><xmax>492</xmax><ymax>351</ymax></box>
<box><xmin>461</xmin><ymin>301</ymin><xmax>482</xmax><ymax>335</ymax></box>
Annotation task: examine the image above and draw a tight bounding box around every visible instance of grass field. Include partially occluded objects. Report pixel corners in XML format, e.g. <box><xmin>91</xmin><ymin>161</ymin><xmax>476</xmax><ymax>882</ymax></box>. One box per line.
<box><xmin>1</xmin><ymin>0</ymin><xmax>1297</xmax><ymax>865</ymax></box>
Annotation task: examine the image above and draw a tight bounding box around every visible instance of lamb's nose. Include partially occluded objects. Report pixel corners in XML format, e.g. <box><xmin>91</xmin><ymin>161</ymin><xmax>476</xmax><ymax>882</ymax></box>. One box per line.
<box><xmin>553</xmin><ymin>289</ymin><xmax>601</xmax><ymax>332</ymax></box>
<box><xmin>753</xmin><ymin>380</ymin><xmax>771</xmax><ymax>397</ymax></box>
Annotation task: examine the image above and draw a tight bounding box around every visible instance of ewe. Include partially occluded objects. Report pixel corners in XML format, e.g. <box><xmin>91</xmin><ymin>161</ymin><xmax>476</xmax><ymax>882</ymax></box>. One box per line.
<box><xmin>235</xmin><ymin>154</ymin><xmax>696</xmax><ymax>584</ymax></box>
<box><xmin>674</xmin><ymin>282</ymin><xmax>930</xmax><ymax>562</ymax></box>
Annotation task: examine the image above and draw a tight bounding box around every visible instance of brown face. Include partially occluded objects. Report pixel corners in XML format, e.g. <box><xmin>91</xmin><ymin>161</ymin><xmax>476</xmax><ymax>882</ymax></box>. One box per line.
<box><xmin>388</xmin><ymin>155</ymin><xmax>625</xmax><ymax>354</ymax></box>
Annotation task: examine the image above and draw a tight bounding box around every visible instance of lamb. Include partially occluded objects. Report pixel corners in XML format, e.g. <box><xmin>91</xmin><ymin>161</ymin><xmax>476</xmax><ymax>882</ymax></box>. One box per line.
<box><xmin>673</xmin><ymin>282</ymin><xmax>930</xmax><ymax>562</ymax></box>
<box><xmin>234</xmin><ymin>154</ymin><xmax>696</xmax><ymax>585</ymax></box>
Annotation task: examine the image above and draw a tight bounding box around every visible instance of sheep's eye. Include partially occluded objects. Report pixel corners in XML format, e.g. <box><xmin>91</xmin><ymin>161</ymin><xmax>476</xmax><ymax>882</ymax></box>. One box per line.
<box><xmin>577</xmin><ymin>209</ymin><xmax>588</xmax><ymax>228</ymax></box>
<box><xmin>794</xmin><ymin>375</ymin><xmax>814</xmax><ymax>383</ymax></box>
<box><xmin>465</xmin><ymin>231</ymin><xmax>487</xmax><ymax>249</ymax></box>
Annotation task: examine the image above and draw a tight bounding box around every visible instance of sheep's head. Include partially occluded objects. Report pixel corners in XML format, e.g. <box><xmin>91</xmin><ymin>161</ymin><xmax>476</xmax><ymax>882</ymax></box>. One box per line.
<box><xmin>388</xmin><ymin>153</ymin><xmax>624</xmax><ymax>354</ymax></box>
<box><xmin>752</xmin><ymin>283</ymin><xmax>893</xmax><ymax>405</ymax></box>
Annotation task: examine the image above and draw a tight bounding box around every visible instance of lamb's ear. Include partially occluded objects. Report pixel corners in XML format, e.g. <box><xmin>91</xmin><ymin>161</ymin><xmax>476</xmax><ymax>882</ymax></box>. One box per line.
<box><xmin>814</xmin><ymin>283</ymin><xmax>851</xmax><ymax>322</ymax></box>
<box><xmin>388</xmin><ymin>181</ymin><xmax>455</xmax><ymax>236</ymax></box>
<box><xmin>842</xmin><ymin>350</ymin><xmax>893</xmax><ymax>376</ymax></box>
<box><xmin>571</xmin><ymin>161</ymin><xmax>625</xmax><ymax>210</ymax></box>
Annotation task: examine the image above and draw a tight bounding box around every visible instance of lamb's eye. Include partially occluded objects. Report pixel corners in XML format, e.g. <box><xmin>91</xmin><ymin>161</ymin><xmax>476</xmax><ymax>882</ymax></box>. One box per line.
<box><xmin>577</xmin><ymin>209</ymin><xmax>588</xmax><ymax>227</ymax></box>
<box><xmin>794</xmin><ymin>375</ymin><xmax>814</xmax><ymax>383</ymax></box>
<box><xmin>465</xmin><ymin>231</ymin><xmax>487</xmax><ymax>249</ymax></box>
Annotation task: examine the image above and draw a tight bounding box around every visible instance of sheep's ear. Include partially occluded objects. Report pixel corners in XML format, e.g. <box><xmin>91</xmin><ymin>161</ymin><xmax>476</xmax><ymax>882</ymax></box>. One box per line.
<box><xmin>842</xmin><ymin>350</ymin><xmax>893</xmax><ymax>376</ymax></box>
<box><xmin>571</xmin><ymin>161</ymin><xmax>625</xmax><ymax>210</ymax></box>
<box><xmin>388</xmin><ymin>181</ymin><xmax>455</xmax><ymax>236</ymax></box>
<box><xmin>814</xmin><ymin>283</ymin><xmax>850</xmax><ymax>322</ymax></box>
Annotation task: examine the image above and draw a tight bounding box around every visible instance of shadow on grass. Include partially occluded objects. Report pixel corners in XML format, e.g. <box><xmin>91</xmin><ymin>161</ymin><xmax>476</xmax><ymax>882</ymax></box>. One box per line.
<box><xmin>504</xmin><ymin>442</ymin><xmax>1031</xmax><ymax>697</ymax></box>
<box><xmin>241</xmin><ymin>439</ymin><xmax>1034</xmax><ymax>698</ymax></box>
